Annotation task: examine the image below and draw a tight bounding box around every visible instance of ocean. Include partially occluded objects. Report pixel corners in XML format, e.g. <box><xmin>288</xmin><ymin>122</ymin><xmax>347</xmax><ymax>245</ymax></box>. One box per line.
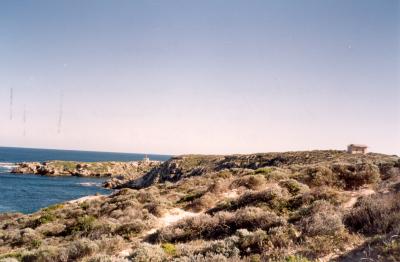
<box><xmin>0</xmin><ymin>147</ymin><xmax>170</xmax><ymax>214</ymax></box>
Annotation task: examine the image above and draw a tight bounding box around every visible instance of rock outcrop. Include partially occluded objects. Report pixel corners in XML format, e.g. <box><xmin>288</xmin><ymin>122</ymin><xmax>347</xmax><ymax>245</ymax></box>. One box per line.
<box><xmin>11</xmin><ymin>160</ymin><xmax>161</xmax><ymax>179</ymax></box>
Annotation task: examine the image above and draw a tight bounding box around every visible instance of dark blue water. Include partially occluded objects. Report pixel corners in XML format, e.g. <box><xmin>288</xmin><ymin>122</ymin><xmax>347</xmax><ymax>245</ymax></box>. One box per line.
<box><xmin>0</xmin><ymin>146</ymin><xmax>170</xmax><ymax>163</ymax></box>
<box><xmin>0</xmin><ymin>173</ymin><xmax>110</xmax><ymax>213</ymax></box>
<box><xmin>0</xmin><ymin>147</ymin><xmax>171</xmax><ymax>214</ymax></box>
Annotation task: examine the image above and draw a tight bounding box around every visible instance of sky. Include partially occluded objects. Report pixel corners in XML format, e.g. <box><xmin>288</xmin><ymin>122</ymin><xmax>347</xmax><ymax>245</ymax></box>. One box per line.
<box><xmin>0</xmin><ymin>0</ymin><xmax>399</xmax><ymax>155</ymax></box>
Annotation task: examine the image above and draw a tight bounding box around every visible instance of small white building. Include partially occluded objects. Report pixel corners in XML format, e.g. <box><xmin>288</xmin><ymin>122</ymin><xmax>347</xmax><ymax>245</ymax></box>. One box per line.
<box><xmin>142</xmin><ymin>155</ymin><xmax>150</xmax><ymax>163</ymax></box>
<box><xmin>347</xmin><ymin>144</ymin><xmax>368</xmax><ymax>154</ymax></box>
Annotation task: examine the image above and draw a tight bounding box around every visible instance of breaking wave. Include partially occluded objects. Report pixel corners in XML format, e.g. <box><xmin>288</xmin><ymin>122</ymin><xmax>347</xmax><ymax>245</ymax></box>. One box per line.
<box><xmin>76</xmin><ymin>182</ymin><xmax>102</xmax><ymax>187</ymax></box>
<box><xmin>0</xmin><ymin>162</ymin><xmax>17</xmax><ymax>172</ymax></box>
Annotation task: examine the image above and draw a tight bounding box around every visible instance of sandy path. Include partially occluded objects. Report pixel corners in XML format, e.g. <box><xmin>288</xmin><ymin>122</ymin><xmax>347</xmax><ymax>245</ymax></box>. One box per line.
<box><xmin>343</xmin><ymin>188</ymin><xmax>376</xmax><ymax>209</ymax></box>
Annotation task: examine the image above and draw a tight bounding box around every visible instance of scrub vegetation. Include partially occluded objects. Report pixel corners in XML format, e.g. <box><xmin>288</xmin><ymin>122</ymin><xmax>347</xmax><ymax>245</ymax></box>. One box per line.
<box><xmin>1</xmin><ymin>150</ymin><xmax>400</xmax><ymax>261</ymax></box>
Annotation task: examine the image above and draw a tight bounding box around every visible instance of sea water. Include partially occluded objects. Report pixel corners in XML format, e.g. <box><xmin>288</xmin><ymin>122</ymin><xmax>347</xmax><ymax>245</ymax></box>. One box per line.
<box><xmin>0</xmin><ymin>147</ymin><xmax>170</xmax><ymax>213</ymax></box>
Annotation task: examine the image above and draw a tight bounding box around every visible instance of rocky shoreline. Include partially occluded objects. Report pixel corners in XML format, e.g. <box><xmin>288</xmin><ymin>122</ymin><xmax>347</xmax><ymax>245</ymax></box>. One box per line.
<box><xmin>11</xmin><ymin>160</ymin><xmax>162</xmax><ymax>188</ymax></box>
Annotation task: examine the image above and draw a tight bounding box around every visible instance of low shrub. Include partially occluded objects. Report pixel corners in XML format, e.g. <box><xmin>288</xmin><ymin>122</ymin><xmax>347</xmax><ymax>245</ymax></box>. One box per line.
<box><xmin>129</xmin><ymin>243</ymin><xmax>165</xmax><ymax>262</ymax></box>
<box><xmin>300</xmin><ymin>230</ymin><xmax>356</xmax><ymax>259</ymax></box>
<box><xmin>177</xmin><ymin>191</ymin><xmax>204</xmax><ymax>204</ymax></box>
<box><xmin>21</xmin><ymin>246</ymin><xmax>67</xmax><ymax>262</ymax></box>
<box><xmin>96</xmin><ymin>236</ymin><xmax>126</xmax><ymax>255</ymax></box>
<box><xmin>28</xmin><ymin>212</ymin><xmax>56</xmax><ymax>228</ymax></box>
<box><xmin>300</xmin><ymin>165</ymin><xmax>337</xmax><ymax>187</ymax></box>
<box><xmin>299</xmin><ymin>200</ymin><xmax>344</xmax><ymax>237</ymax></box>
<box><xmin>16</xmin><ymin>228</ymin><xmax>42</xmax><ymax>247</ymax></box>
<box><xmin>279</xmin><ymin>179</ymin><xmax>309</xmax><ymax>195</ymax></box>
<box><xmin>66</xmin><ymin>215</ymin><xmax>97</xmax><ymax>235</ymax></box>
<box><xmin>344</xmin><ymin>192</ymin><xmax>400</xmax><ymax>235</ymax></box>
<box><xmin>208</xmin><ymin>186</ymin><xmax>289</xmax><ymax>214</ymax></box>
<box><xmin>67</xmin><ymin>238</ymin><xmax>98</xmax><ymax>260</ymax></box>
<box><xmin>37</xmin><ymin>222</ymin><xmax>66</xmax><ymax>237</ymax></box>
<box><xmin>333</xmin><ymin>163</ymin><xmax>380</xmax><ymax>189</ymax></box>
<box><xmin>189</xmin><ymin>193</ymin><xmax>216</xmax><ymax>212</ymax></box>
<box><xmin>155</xmin><ymin>207</ymin><xmax>285</xmax><ymax>243</ymax></box>
<box><xmin>87</xmin><ymin>220</ymin><xmax>115</xmax><ymax>240</ymax></box>
<box><xmin>116</xmin><ymin>220</ymin><xmax>147</xmax><ymax>238</ymax></box>
<box><xmin>289</xmin><ymin>186</ymin><xmax>346</xmax><ymax>210</ymax></box>
<box><xmin>254</xmin><ymin>167</ymin><xmax>273</xmax><ymax>175</ymax></box>
<box><xmin>230</xmin><ymin>175</ymin><xmax>265</xmax><ymax>190</ymax></box>
<box><xmin>215</xmin><ymin>170</ymin><xmax>233</xmax><ymax>179</ymax></box>
<box><xmin>79</xmin><ymin>201</ymin><xmax>90</xmax><ymax>211</ymax></box>
<box><xmin>208</xmin><ymin>179</ymin><xmax>230</xmax><ymax>194</ymax></box>
<box><xmin>161</xmin><ymin>243</ymin><xmax>177</xmax><ymax>256</ymax></box>
<box><xmin>144</xmin><ymin>203</ymin><xmax>165</xmax><ymax>217</ymax></box>
<box><xmin>301</xmin><ymin>163</ymin><xmax>380</xmax><ymax>189</ymax></box>
<box><xmin>200</xmin><ymin>236</ymin><xmax>240</xmax><ymax>260</ymax></box>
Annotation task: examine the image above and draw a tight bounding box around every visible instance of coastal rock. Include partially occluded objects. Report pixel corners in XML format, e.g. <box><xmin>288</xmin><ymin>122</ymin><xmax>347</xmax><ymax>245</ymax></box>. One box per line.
<box><xmin>11</xmin><ymin>160</ymin><xmax>161</xmax><ymax>179</ymax></box>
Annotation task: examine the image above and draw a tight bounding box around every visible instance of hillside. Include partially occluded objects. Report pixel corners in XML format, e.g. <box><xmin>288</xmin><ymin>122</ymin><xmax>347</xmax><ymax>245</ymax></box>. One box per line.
<box><xmin>1</xmin><ymin>150</ymin><xmax>399</xmax><ymax>262</ymax></box>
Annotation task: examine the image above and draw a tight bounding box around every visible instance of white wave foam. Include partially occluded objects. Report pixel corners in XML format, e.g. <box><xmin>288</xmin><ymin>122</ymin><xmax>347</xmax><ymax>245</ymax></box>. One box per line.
<box><xmin>77</xmin><ymin>182</ymin><xmax>101</xmax><ymax>187</ymax></box>
<box><xmin>0</xmin><ymin>162</ymin><xmax>17</xmax><ymax>171</ymax></box>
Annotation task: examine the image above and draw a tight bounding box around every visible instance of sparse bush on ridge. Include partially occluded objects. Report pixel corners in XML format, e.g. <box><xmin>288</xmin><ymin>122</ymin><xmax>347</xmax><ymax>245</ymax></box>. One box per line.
<box><xmin>332</xmin><ymin>162</ymin><xmax>380</xmax><ymax>189</ymax></box>
<box><xmin>300</xmin><ymin>162</ymin><xmax>381</xmax><ymax>189</ymax></box>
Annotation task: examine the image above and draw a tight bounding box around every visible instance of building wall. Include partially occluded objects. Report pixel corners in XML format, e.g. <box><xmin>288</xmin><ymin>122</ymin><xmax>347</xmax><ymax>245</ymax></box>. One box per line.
<box><xmin>347</xmin><ymin>146</ymin><xmax>367</xmax><ymax>154</ymax></box>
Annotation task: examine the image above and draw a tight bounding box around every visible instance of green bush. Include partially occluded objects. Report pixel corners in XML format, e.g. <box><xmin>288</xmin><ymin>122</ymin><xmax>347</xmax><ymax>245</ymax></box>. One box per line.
<box><xmin>279</xmin><ymin>179</ymin><xmax>309</xmax><ymax>195</ymax></box>
<box><xmin>29</xmin><ymin>239</ymin><xmax>42</xmax><ymax>249</ymax></box>
<box><xmin>254</xmin><ymin>167</ymin><xmax>273</xmax><ymax>175</ymax></box>
<box><xmin>161</xmin><ymin>243</ymin><xmax>177</xmax><ymax>256</ymax></box>
<box><xmin>68</xmin><ymin>215</ymin><xmax>97</xmax><ymax>235</ymax></box>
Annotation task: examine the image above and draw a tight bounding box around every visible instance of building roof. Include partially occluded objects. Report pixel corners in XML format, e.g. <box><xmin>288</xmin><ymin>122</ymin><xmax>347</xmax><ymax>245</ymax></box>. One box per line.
<box><xmin>348</xmin><ymin>144</ymin><xmax>368</xmax><ymax>148</ymax></box>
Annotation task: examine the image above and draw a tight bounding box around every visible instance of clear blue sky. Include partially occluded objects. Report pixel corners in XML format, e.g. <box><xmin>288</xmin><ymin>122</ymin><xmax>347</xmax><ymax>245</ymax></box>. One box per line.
<box><xmin>0</xmin><ymin>0</ymin><xmax>399</xmax><ymax>155</ymax></box>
